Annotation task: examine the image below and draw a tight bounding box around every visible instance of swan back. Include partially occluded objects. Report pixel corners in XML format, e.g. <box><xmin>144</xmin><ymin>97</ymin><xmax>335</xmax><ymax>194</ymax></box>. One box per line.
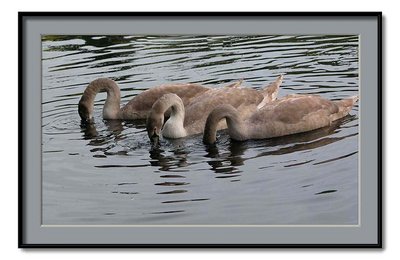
<box><xmin>182</xmin><ymin>87</ymin><xmax>265</xmax><ymax>135</ymax></box>
<box><xmin>146</xmin><ymin>75</ymin><xmax>283</xmax><ymax>139</ymax></box>
<box><xmin>180</xmin><ymin>74</ymin><xmax>284</xmax><ymax>133</ymax></box>
<box><xmin>121</xmin><ymin>83</ymin><xmax>210</xmax><ymax>119</ymax></box>
<box><xmin>204</xmin><ymin>94</ymin><xmax>358</xmax><ymax>144</ymax></box>
<box><xmin>246</xmin><ymin>94</ymin><xmax>358</xmax><ymax>139</ymax></box>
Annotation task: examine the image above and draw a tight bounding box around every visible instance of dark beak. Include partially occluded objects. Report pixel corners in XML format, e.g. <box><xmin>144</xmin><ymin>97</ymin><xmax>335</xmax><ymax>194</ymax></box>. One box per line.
<box><xmin>150</xmin><ymin>133</ymin><xmax>159</xmax><ymax>143</ymax></box>
<box><xmin>80</xmin><ymin>117</ymin><xmax>94</xmax><ymax>125</ymax></box>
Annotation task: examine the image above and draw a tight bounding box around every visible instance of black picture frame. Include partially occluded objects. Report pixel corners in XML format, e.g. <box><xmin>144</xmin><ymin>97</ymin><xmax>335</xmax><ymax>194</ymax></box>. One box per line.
<box><xmin>19</xmin><ymin>11</ymin><xmax>383</xmax><ymax>248</ymax></box>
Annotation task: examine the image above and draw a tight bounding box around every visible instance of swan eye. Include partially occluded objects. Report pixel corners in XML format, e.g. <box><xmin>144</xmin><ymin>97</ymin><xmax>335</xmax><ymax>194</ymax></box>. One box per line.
<box><xmin>153</xmin><ymin>126</ymin><xmax>161</xmax><ymax>136</ymax></box>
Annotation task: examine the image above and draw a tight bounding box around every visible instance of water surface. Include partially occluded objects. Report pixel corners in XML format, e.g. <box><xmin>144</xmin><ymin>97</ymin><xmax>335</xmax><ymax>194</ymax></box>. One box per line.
<box><xmin>42</xmin><ymin>35</ymin><xmax>359</xmax><ymax>225</ymax></box>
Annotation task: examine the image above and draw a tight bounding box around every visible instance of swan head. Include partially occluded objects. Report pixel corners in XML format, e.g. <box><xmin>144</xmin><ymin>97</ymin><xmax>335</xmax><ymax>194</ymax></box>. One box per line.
<box><xmin>146</xmin><ymin>93</ymin><xmax>184</xmax><ymax>141</ymax></box>
<box><xmin>78</xmin><ymin>100</ymin><xmax>94</xmax><ymax>123</ymax></box>
<box><xmin>146</xmin><ymin>114</ymin><xmax>163</xmax><ymax>142</ymax></box>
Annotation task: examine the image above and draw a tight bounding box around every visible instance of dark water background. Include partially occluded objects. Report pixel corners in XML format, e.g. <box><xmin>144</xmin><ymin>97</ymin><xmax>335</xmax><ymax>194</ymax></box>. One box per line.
<box><xmin>42</xmin><ymin>35</ymin><xmax>359</xmax><ymax>225</ymax></box>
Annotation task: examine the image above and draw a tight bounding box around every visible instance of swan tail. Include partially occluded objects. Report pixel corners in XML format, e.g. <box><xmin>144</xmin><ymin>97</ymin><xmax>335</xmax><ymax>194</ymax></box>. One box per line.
<box><xmin>336</xmin><ymin>95</ymin><xmax>359</xmax><ymax>108</ymax></box>
<box><xmin>257</xmin><ymin>75</ymin><xmax>284</xmax><ymax>109</ymax></box>
<box><xmin>332</xmin><ymin>95</ymin><xmax>359</xmax><ymax>121</ymax></box>
<box><xmin>224</xmin><ymin>79</ymin><xmax>243</xmax><ymax>88</ymax></box>
<box><xmin>262</xmin><ymin>74</ymin><xmax>283</xmax><ymax>99</ymax></box>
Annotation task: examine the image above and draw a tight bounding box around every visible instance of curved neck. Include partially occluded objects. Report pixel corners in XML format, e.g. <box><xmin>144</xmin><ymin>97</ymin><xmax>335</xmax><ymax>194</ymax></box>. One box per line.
<box><xmin>151</xmin><ymin>94</ymin><xmax>186</xmax><ymax>138</ymax></box>
<box><xmin>78</xmin><ymin>78</ymin><xmax>121</xmax><ymax>120</ymax></box>
<box><xmin>203</xmin><ymin>105</ymin><xmax>243</xmax><ymax>144</ymax></box>
<box><xmin>150</xmin><ymin>93</ymin><xmax>185</xmax><ymax>119</ymax></box>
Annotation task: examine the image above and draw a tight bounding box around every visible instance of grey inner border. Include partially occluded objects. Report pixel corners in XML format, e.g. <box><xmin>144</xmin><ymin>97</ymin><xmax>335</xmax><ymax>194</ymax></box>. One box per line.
<box><xmin>22</xmin><ymin>15</ymin><xmax>379</xmax><ymax>245</ymax></box>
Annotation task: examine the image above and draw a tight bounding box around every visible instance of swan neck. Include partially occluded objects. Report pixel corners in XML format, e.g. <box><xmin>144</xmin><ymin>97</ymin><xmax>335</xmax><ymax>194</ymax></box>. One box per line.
<box><xmin>152</xmin><ymin>94</ymin><xmax>184</xmax><ymax>117</ymax></box>
<box><xmin>78</xmin><ymin>78</ymin><xmax>121</xmax><ymax>120</ymax></box>
<box><xmin>203</xmin><ymin>105</ymin><xmax>242</xmax><ymax>144</ymax></box>
<box><xmin>153</xmin><ymin>94</ymin><xmax>186</xmax><ymax>138</ymax></box>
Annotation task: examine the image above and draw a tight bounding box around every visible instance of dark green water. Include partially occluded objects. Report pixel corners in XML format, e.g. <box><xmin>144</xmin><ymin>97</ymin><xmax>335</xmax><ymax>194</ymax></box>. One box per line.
<box><xmin>42</xmin><ymin>35</ymin><xmax>359</xmax><ymax>225</ymax></box>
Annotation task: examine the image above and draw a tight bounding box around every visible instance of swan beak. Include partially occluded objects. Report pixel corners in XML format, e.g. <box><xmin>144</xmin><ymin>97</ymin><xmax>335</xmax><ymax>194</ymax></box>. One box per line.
<box><xmin>150</xmin><ymin>133</ymin><xmax>159</xmax><ymax>143</ymax></box>
<box><xmin>148</xmin><ymin>126</ymin><xmax>161</xmax><ymax>143</ymax></box>
<box><xmin>81</xmin><ymin>117</ymin><xmax>94</xmax><ymax>124</ymax></box>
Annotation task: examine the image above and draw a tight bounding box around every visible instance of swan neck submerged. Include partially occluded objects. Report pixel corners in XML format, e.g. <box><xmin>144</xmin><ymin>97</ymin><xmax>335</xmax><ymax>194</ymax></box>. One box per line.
<box><xmin>203</xmin><ymin>105</ymin><xmax>243</xmax><ymax>144</ymax></box>
<box><xmin>78</xmin><ymin>78</ymin><xmax>121</xmax><ymax>120</ymax></box>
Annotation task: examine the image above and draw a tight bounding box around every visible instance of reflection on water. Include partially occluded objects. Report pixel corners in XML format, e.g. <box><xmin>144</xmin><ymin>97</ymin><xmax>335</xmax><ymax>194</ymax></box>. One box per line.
<box><xmin>79</xmin><ymin>114</ymin><xmax>356</xmax><ymax>177</ymax></box>
<box><xmin>42</xmin><ymin>35</ymin><xmax>359</xmax><ymax>225</ymax></box>
<box><xmin>204</xmin><ymin>115</ymin><xmax>356</xmax><ymax>176</ymax></box>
